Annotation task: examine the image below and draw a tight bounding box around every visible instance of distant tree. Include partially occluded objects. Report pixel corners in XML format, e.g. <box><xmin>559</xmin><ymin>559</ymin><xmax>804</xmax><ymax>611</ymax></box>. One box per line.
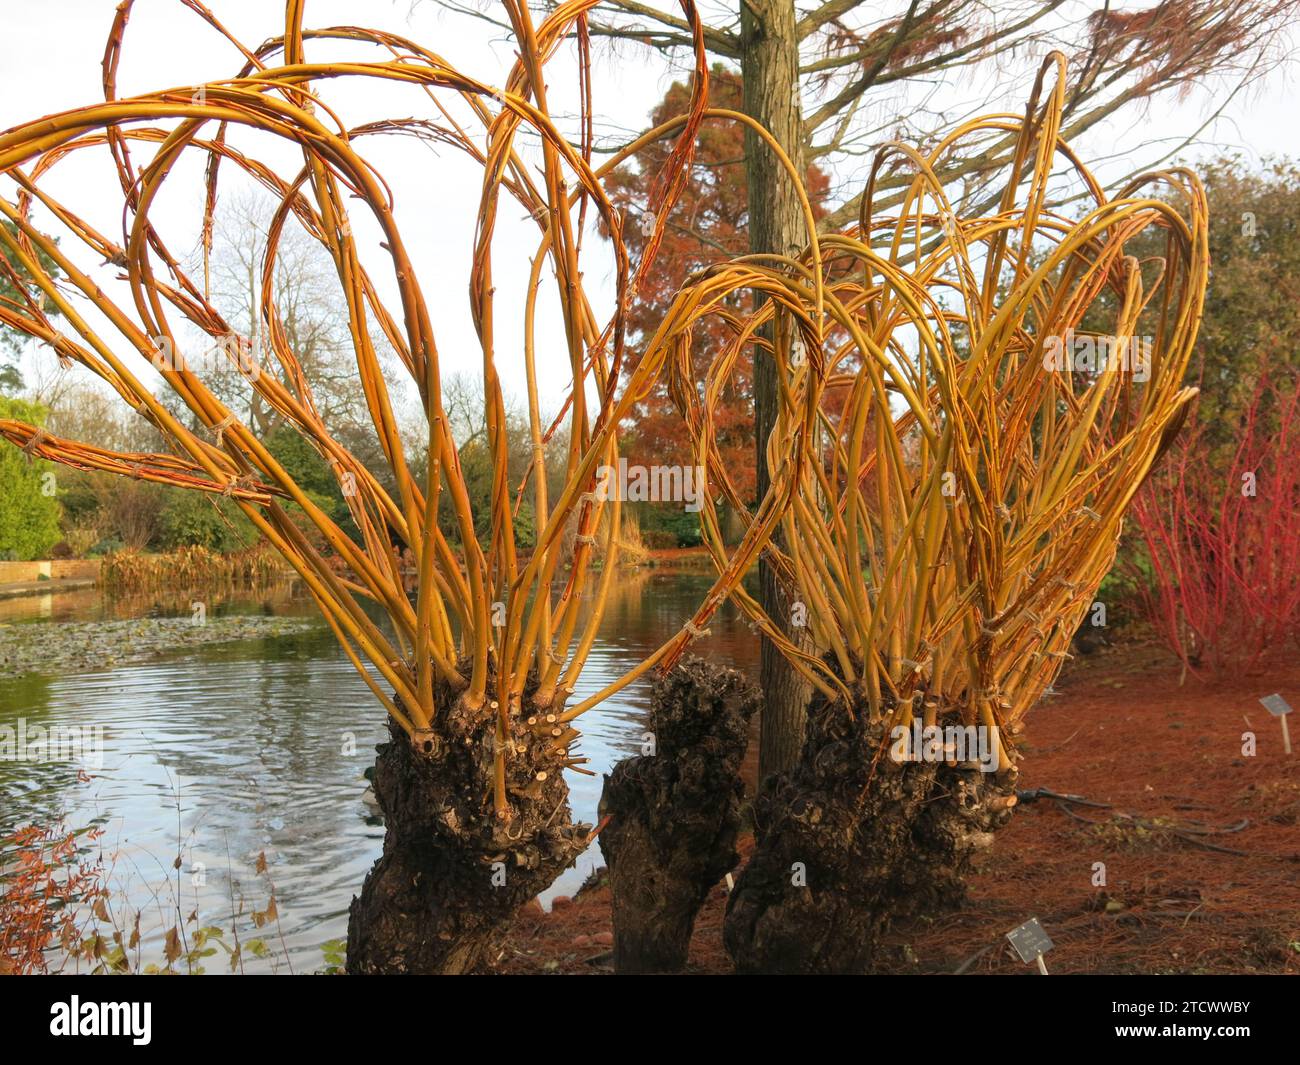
<box><xmin>1077</xmin><ymin>156</ymin><xmax>1300</xmax><ymax>445</ymax></box>
<box><xmin>577</xmin><ymin>0</ymin><xmax>1300</xmax><ymax>776</ymax></box>
<box><xmin>0</xmin><ymin>396</ymin><xmax>61</xmax><ymax>560</ymax></box>
<box><xmin>440</xmin><ymin>373</ymin><xmax>540</xmax><ymax>548</ymax></box>
<box><xmin>1191</xmin><ymin>157</ymin><xmax>1300</xmax><ymax>447</ymax></box>
<box><xmin>158</xmin><ymin>490</ymin><xmax>256</xmax><ymax>552</ymax></box>
<box><xmin>86</xmin><ymin>477</ymin><xmax>165</xmax><ymax>554</ymax></box>
<box><xmin>0</xmin><ymin>219</ymin><xmax>63</xmax><ymax>395</ymax></box>
<box><xmin>41</xmin><ymin>381</ymin><xmax>166</xmax><ymax>454</ymax></box>
<box><xmin>606</xmin><ymin>66</ymin><xmax>830</xmax><ymax>510</ymax></box>
<box><xmin>202</xmin><ymin>192</ymin><xmax>378</xmax><ymax>439</ymax></box>
<box><xmin>264</xmin><ymin>423</ymin><xmax>362</xmax><ymax>546</ymax></box>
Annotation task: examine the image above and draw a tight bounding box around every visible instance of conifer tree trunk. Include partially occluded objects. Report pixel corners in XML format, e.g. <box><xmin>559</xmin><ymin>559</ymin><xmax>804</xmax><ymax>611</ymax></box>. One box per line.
<box><xmin>741</xmin><ymin>0</ymin><xmax>811</xmax><ymax>779</ymax></box>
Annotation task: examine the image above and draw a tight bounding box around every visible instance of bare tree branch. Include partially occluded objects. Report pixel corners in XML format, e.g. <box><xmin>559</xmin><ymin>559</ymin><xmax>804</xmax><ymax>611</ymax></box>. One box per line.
<box><xmin>588</xmin><ymin>0</ymin><xmax>742</xmax><ymax>56</ymax></box>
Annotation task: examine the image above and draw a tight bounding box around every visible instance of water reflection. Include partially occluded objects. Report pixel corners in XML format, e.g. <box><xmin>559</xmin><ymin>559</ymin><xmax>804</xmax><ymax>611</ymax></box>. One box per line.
<box><xmin>0</xmin><ymin>580</ymin><xmax>309</xmax><ymax>625</ymax></box>
<box><xmin>0</xmin><ymin>567</ymin><xmax>758</xmax><ymax>972</ymax></box>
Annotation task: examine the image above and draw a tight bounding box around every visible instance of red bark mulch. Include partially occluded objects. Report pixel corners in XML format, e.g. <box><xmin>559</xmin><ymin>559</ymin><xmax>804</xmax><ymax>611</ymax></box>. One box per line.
<box><xmin>500</xmin><ymin>641</ymin><xmax>1300</xmax><ymax>974</ymax></box>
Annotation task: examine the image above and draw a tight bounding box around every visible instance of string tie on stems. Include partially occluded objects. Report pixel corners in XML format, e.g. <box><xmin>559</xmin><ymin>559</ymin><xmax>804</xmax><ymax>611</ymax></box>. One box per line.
<box><xmin>221</xmin><ymin>474</ymin><xmax>255</xmax><ymax>499</ymax></box>
<box><xmin>211</xmin><ymin>413</ymin><xmax>237</xmax><ymax>446</ymax></box>
<box><xmin>21</xmin><ymin>427</ymin><xmax>47</xmax><ymax>461</ymax></box>
<box><xmin>682</xmin><ymin>618</ymin><xmax>711</xmax><ymax>640</ymax></box>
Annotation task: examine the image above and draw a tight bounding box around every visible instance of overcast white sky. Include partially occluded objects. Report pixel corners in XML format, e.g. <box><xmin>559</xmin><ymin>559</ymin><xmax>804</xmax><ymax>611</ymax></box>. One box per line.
<box><xmin>2</xmin><ymin>0</ymin><xmax>1297</xmax><ymax>420</ymax></box>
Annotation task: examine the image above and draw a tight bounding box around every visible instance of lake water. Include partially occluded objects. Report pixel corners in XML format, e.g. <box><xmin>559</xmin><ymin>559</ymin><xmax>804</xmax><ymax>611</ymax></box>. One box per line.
<box><xmin>0</xmin><ymin>569</ymin><xmax>758</xmax><ymax>973</ymax></box>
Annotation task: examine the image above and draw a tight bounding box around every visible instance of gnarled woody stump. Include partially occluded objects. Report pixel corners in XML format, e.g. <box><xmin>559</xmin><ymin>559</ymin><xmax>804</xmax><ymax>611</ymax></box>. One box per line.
<box><xmin>598</xmin><ymin>657</ymin><xmax>760</xmax><ymax>973</ymax></box>
<box><xmin>347</xmin><ymin>676</ymin><xmax>589</xmax><ymax>975</ymax></box>
<box><xmin>724</xmin><ymin>681</ymin><xmax>1017</xmax><ymax>974</ymax></box>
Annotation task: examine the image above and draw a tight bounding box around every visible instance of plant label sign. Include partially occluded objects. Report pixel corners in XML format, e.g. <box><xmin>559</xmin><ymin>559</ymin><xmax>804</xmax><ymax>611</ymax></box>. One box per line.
<box><xmin>1006</xmin><ymin>917</ymin><xmax>1053</xmax><ymax>974</ymax></box>
<box><xmin>1259</xmin><ymin>694</ymin><xmax>1293</xmax><ymax>755</ymax></box>
<box><xmin>1259</xmin><ymin>693</ymin><xmax>1292</xmax><ymax>716</ymax></box>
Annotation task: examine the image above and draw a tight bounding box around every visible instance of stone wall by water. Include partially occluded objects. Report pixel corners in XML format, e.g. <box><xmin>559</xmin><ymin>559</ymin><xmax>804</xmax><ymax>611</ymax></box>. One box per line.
<box><xmin>0</xmin><ymin>559</ymin><xmax>101</xmax><ymax>583</ymax></box>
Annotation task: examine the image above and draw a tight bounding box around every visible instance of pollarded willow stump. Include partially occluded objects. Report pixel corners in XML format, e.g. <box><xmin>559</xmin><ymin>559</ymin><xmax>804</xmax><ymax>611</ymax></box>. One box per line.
<box><xmin>723</xmin><ymin>684</ymin><xmax>1018</xmax><ymax>974</ymax></box>
<box><xmin>597</xmin><ymin>657</ymin><xmax>761</xmax><ymax>973</ymax></box>
<box><xmin>346</xmin><ymin>675</ymin><xmax>589</xmax><ymax>975</ymax></box>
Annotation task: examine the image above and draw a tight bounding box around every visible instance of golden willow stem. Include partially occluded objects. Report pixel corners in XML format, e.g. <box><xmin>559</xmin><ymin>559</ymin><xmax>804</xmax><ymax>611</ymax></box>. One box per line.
<box><xmin>674</xmin><ymin>52</ymin><xmax>1208</xmax><ymax>771</ymax></box>
<box><xmin>1</xmin><ymin>8</ymin><xmax>1207</xmax><ymax>808</ymax></box>
<box><xmin>0</xmin><ymin>0</ymin><xmax>757</xmax><ymax>824</ymax></box>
